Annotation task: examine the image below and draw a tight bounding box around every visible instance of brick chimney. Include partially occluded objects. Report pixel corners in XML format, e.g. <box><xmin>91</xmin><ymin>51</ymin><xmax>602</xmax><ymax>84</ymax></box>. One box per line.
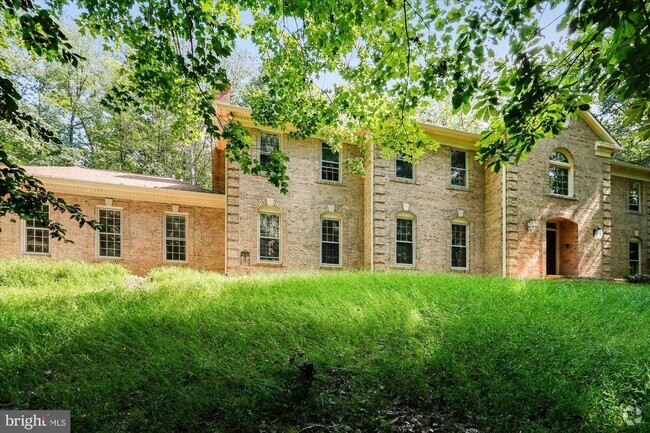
<box><xmin>212</xmin><ymin>86</ymin><xmax>230</xmax><ymax>194</ymax></box>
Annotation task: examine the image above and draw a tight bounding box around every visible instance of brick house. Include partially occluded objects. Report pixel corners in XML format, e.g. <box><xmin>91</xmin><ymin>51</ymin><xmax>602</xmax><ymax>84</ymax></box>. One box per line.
<box><xmin>1</xmin><ymin>105</ymin><xmax>648</xmax><ymax>278</ymax></box>
<box><xmin>216</xmin><ymin>103</ymin><xmax>649</xmax><ymax>279</ymax></box>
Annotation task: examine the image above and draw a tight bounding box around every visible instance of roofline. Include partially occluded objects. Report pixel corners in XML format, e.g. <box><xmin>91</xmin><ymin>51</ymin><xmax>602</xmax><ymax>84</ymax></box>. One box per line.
<box><xmin>580</xmin><ymin>111</ymin><xmax>620</xmax><ymax>146</ymax></box>
<box><xmin>217</xmin><ymin>103</ymin><xmax>482</xmax><ymax>150</ymax></box>
<box><xmin>610</xmin><ymin>160</ymin><xmax>650</xmax><ymax>182</ymax></box>
<box><xmin>217</xmin><ymin>104</ymin><xmax>624</xmax><ymax>155</ymax></box>
<box><xmin>36</xmin><ymin>176</ymin><xmax>225</xmax><ymax>209</ymax></box>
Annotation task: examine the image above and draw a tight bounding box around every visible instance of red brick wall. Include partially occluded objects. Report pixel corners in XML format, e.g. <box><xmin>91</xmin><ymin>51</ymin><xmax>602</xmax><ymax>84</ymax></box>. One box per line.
<box><xmin>0</xmin><ymin>194</ymin><xmax>225</xmax><ymax>275</ymax></box>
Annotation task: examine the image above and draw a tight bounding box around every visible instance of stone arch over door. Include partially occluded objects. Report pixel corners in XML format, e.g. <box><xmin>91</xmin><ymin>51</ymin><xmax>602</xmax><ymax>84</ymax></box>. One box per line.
<box><xmin>545</xmin><ymin>217</ymin><xmax>579</xmax><ymax>276</ymax></box>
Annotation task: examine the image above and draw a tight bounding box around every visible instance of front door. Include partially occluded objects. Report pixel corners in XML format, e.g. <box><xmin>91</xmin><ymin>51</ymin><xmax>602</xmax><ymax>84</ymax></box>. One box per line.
<box><xmin>546</xmin><ymin>229</ymin><xmax>558</xmax><ymax>275</ymax></box>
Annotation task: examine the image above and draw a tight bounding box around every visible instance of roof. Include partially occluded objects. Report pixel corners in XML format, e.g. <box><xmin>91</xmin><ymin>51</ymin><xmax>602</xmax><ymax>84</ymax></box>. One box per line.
<box><xmin>216</xmin><ymin>103</ymin><xmax>621</xmax><ymax>151</ymax></box>
<box><xmin>25</xmin><ymin>166</ymin><xmax>213</xmax><ymax>193</ymax></box>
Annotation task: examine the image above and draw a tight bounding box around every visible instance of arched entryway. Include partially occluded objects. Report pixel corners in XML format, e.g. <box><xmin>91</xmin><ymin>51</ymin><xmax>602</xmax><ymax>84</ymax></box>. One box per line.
<box><xmin>545</xmin><ymin>218</ymin><xmax>578</xmax><ymax>276</ymax></box>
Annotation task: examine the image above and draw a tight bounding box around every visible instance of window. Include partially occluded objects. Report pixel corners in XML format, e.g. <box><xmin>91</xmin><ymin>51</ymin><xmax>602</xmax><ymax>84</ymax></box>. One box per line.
<box><xmin>395</xmin><ymin>154</ymin><xmax>413</xmax><ymax>180</ymax></box>
<box><xmin>450</xmin><ymin>149</ymin><xmax>467</xmax><ymax>188</ymax></box>
<box><xmin>259</xmin><ymin>212</ymin><xmax>280</xmax><ymax>262</ymax></box>
<box><xmin>259</xmin><ymin>132</ymin><xmax>280</xmax><ymax>165</ymax></box>
<box><xmin>321</xmin><ymin>142</ymin><xmax>340</xmax><ymax>182</ymax></box>
<box><xmin>321</xmin><ymin>218</ymin><xmax>341</xmax><ymax>266</ymax></box>
<box><xmin>396</xmin><ymin>218</ymin><xmax>414</xmax><ymax>265</ymax></box>
<box><xmin>24</xmin><ymin>205</ymin><xmax>50</xmax><ymax>254</ymax></box>
<box><xmin>97</xmin><ymin>208</ymin><xmax>122</xmax><ymax>258</ymax></box>
<box><xmin>165</xmin><ymin>214</ymin><xmax>187</xmax><ymax>262</ymax></box>
<box><xmin>451</xmin><ymin>223</ymin><xmax>468</xmax><ymax>269</ymax></box>
<box><xmin>549</xmin><ymin>149</ymin><xmax>573</xmax><ymax>197</ymax></box>
<box><xmin>629</xmin><ymin>240</ymin><xmax>641</xmax><ymax>275</ymax></box>
<box><xmin>629</xmin><ymin>181</ymin><xmax>640</xmax><ymax>212</ymax></box>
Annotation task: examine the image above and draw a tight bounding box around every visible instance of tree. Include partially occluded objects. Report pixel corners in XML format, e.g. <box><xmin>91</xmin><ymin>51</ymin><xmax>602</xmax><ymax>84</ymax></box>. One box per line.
<box><xmin>1</xmin><ymin>0</ymin><xmax>649</xmax><ymax>232</ymax></box>
<box><xmin>596</xmin><ymin>96</ymin><xmax>650</xmax><ymax>167</ymax></box>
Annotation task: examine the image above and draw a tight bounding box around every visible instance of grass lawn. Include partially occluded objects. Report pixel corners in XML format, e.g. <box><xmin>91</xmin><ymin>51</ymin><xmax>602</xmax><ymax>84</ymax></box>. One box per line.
<box><xmin>0</xmin><ymin>259</ymin><xmax>648</xmax><ymax>432</ymax></box>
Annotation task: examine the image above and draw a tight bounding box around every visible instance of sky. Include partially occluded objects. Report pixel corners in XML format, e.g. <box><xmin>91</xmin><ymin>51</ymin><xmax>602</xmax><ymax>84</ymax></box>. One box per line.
<box><xmin>56</xmin><ymin>0</ymin><xmax>571</xmax><ymax>93</ymax></box>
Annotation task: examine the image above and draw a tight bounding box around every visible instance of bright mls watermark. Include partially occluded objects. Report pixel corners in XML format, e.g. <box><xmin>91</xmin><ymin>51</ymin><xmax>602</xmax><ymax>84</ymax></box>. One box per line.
<box><xmin>0</xmin><ymin>411</ymin><xmax>69</xmax><ymax>433</ymax></box>
<box><xmin>624</xmin><ymin>405</ymin><xmax>642</xmax><ymax>427</ymax></box>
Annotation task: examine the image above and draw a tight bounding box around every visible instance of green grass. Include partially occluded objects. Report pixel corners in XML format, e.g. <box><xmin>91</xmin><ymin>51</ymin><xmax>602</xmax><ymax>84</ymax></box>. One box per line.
<box><xmin>0</xmin><ymin>258</ymin><xmax>648</xmax><ymax>432</ymax></box>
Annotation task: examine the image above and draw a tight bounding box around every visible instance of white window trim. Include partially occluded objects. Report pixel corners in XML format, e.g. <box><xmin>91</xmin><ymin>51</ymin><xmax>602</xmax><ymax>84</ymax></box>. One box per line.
<box><xmin>163</xmin><ymin>212</ymin><xmax>189</xmax><ymax>263</ymax></box>
<box><xmin>95</xmin><ymin>206</ymin><xmax>123</xmax><ymax>260</ymax></box>
<box><xmin>320</xmin><ymin>217</ymin><xmax>342</xmax><ymax>268</ymax></box>
<box><xmin>320</xmin><ymin>142</ymin><xmax>342</xmax><ymax>183</ymax></box>
<box><xmin>257</xmin><ymin>210</ymin><xmax>282</xmax><ymax>264</ymax></box>
<box><xmin>22</xmin><ymin>205</ymin><xmax>51</xmax><ymax>256</ymax></box>
<box><xmin>451</xmin><ymin>222</ymin><xmax>469</xmax><ymax>271</ymax></box>
<box><xmin>450</xmin><ymin>148</ymin><xmax>469</xmax><ymax>189</ymax></box>
<box><xmin>630</xmin><ymin>239</ymin><xmax>642</xmax><ymax>275</ymax></box>
<box><xmin>394</xmin><ymin>154</ymin><xmax>415</xmax><ymax>181</ymax></box>
<box><xmin>395</xmin><ymin>216</ymin><xmax>415</xmax><ymax>266</ymax></box>
<box><xmin>548</xmin><ymin>149</ymin><xmax>574</xmax><ymax>197</ymax></box>
<box><xmin>628</xmin><ymin>180</ymin><xmax>641</xmax><ymax>213</ymax></box>
<box><xmin>257</xmin><ymin>131</ymin><xmax>283</xmax><ymax>162</ymax></box>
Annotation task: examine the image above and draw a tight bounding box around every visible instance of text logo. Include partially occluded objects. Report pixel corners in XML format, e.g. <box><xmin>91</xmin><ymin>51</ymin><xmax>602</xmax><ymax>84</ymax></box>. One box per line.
<box><xmin>0</xmin><ymin>411</ymin><xmax>70</xmax><ymax>433</ymax></box>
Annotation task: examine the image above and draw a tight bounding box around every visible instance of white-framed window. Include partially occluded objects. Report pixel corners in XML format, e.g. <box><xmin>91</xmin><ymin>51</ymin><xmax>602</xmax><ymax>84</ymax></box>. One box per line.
<box><xmin>320</xmin><ymin>218</ymin><xmax>341</xmax><ymax>266</ymax></box>
<box><xmin>450</xmin><ymin>149</ymin><xmax>468</xmax><ymax>188</ymax></box>
<box><xmin>97</xmin><ymin>208</ymin><xmax>122</xmax><ymax>259</ymax></box>
<box><xmin>23</xmin><ymin>205</ymin><xmax>50</xmax><ymax>255</ymax></box>
<box><xmin>549</xmin><ymin>149</ymin><xmax>573</xmax><ymax>197</ymax></box>
<box><xmin>320</xmin><ymin>142</ymin><xmax>341</xmax><ymax>182</ymax></box>
<box><xmin>164</xmin><ymin>214</ymin><xmax>187</xmax><ymax>262</ymax></box>
<box><xmin>259</xmin><ymin>132</ymin><xmax>280</xmax><ymax>165</ymax></box>
<box><xmin>258</xmin><ymin>212</ymin><xmax>281</xmax><ymax>262</ymax></box>
<box><xmin>451</xmin><ymin>223</ymin><xmax>468</xmax><ymax>270</ymax></box>
<box><xmin>395</xmin><ymin>154</ymin><xmax>414</xmax><ymax>180</ymax></box>
<box><xmin>396</xmin><ymin>217</ymin><xmax>414</xmax><ymax>265</ymax></box>
<box><xmin>629</xmin><ymin>239</ymin><xmax>641</xmax><ymax>275</ymax></box>
<box><xmin>629</xmin><ymin>181</ymin><xmax>641</xmax><ymax>212</ymax></box>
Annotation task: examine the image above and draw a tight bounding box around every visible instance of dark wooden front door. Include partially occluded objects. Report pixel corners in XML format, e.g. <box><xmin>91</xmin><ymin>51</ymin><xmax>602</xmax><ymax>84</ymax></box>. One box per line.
<box><xmin>546</xmin><ymin>229</ymin><xmax>557</xmax><ymax>275</ymax></box>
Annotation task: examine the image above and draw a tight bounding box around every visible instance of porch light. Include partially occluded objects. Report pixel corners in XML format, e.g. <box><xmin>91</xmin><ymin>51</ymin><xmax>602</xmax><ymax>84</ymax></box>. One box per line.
<box><xmin>526</xmin><ymin>220</ymin><xmax>538</xmax><ymax>233</ymax></box>
<box><xmin>593</xmin><ymin>227</ymin><xmax>604</xmax><ymax>240</ymax></box>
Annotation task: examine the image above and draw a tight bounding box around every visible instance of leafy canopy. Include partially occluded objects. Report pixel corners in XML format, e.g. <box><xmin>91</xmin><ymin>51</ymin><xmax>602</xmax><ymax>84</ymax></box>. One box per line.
<box><xmin>1</xmin><ymin>0</ymin><xmax>649</xmax><ymax>233</ymax></box>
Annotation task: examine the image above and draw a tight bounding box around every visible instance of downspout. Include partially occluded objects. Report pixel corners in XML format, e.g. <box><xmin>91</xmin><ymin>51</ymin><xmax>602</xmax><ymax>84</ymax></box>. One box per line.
<box><xmin>224</xmin><ymin>159</ymin><xmax>228</xmax><ymax>275</ymax></box>
<box><xmin>501</xmin><ymin>168</ymin><xmax>507</xmax><ymax>278</ymax></box>
<box><xmin>369</xmin><ymin>143</ymin><xmax>375</xmax><ymax>272</ymax></box>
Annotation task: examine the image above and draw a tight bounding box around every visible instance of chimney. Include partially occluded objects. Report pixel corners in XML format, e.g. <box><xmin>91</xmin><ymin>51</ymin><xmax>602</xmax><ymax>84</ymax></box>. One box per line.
<box><xmin>212</xmin><ymin>86</ymin><xmax>230</xmax><ymax>194</ymax></box>
<box><xmin>212</xmin><ymin>137</ymin><xmax>226</xmax><ymax>194</ymax></box>
<box><xmin>215</xmin><ymin>86</ymin><xmax>231</xmax><ymax>106</ymax></box>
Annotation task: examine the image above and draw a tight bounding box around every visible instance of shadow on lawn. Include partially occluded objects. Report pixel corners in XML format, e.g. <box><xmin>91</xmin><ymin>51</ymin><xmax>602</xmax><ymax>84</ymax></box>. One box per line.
<box><xmin>1</xmin><ymin>277</ymin><xmax>647</xmax><ymax>432</ymax></box>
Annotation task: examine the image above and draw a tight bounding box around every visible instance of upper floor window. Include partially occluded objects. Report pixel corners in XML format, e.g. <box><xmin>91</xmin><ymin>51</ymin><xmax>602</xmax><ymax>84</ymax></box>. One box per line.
<box><xmin>165</xmin><ymin>214</ymin><xmax>187</xmax><ymax>262</ymax></box>
<box><xmin>629</xmin><ymin>239</ymin><xmax>641</xmax><ymax>275</ymax></box>
<box><xmin>97</xmin><ymin>208</ymin><xmax>122</xmax><ymax>258</ymax></box>
<box><xmin>321</xmin><ymin>218</ymin><xmax>341</xmax><ymax>266</ymax></box>
<box><xmin>450</xmin><ymin>149</ymin><xmax>468</xmax><ymax>188</ymax></box>
<box><xmin>259</xmin><ymin>212</ymin><xmax>281</xmax><ymax>262</ymax></box>
<box><xmin>321</xmin><ymin>143</ymin><xmax>340</xmax><ymax>182</ymax></box>
<box><xmin>629</xmin><ymin>181</ymin><xmax>640</xmax><ymax>212</ymax></box>
<box><xmin>396</xmin><ymin>217</ymin><xmax>414</xmax><ymax>265</ymax></box>
<box><xmin>259</xmin><ymin>132</ymin><xmax>280</xmax><ymax>165</ymax></box>
<box><xmin>24</xmin><ymin>205</ymin><xmax>50</xmax><ymax>255</ymax></box>
<box><xmin>395</xmin><ymin>154</ymin><xmax>413</xmax><ymax>180</ymax></box>
<box><xmin>549</xmin><ymin>149</ymin><xmax>573</xmax><ymax>197</ymax></box>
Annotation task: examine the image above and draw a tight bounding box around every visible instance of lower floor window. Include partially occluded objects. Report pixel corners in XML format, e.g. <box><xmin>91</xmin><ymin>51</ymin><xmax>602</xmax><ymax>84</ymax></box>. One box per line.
<box><xmin>98</xmin><ymin>208</ymin><xmax>122</xmax><ymax>258</ymax></box>
<box><xmin>165</xmin><ymin>214</ymin><xmax>187</xmax><ymax>262</ymax></box>
<box><xmin>259</xmin><ymin>212</ymin><xmax>280</xmax><ymax>262</ymax></box>
<box><xmin>321</xmin><ymin>218</ymin><xmax>341</xmax><ymax>266</ymax></box>
<box><xmin>451</xmin><ymin>224</ymin><xmax>468</xmax><ymax>269</ymax></box>
<box><xmin>24</xmin><ymin>205</ymin><xmax>50</xmax><ymax>254</ymax></box>
<box><xmin>396</xmin><ymin>218</ymin><xmax>414</xmax><ymax>265</ymax></box>
<box><xmin>629</xmin><ymin>241</ymin><xmax>641</xmax><ymax>275</ymax></box>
